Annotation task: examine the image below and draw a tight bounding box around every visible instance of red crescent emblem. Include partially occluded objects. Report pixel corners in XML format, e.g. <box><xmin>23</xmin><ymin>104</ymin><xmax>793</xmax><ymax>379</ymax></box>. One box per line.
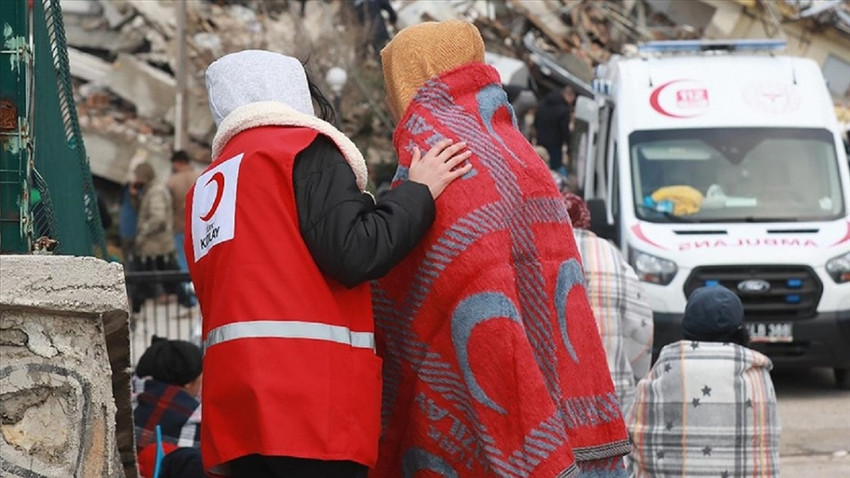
<box><xmin>650</xmin><ymin>79</ymin><xmax>705</xmax><ymax>119</ymax></box>
<box><xmin>631</xmin><ymin>223</ymin><xmax>668</xmax><ymax>251</ymax></box>
<box><xmin>199</xmin><ymin>172</ymin><xmax>225</xmax><ymax>222</ymax></box>
<box><xmin>830</xmin><ymin>221</ymin><xmax>850</xmax><ymax>248</ymax></box>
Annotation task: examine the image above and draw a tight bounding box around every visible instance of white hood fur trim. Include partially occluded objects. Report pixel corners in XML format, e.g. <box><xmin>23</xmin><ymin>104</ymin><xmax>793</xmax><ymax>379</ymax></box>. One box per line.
<box><xmin>212</xmin><ymin>101</ymin><xmax>368</xmax><ymax>191</ymax></box>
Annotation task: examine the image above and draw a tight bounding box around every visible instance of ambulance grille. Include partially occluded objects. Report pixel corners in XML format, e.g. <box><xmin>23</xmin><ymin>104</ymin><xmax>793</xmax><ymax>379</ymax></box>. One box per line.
<box><xmin>684</xmin><ymin>266</ymin><xmax>822</xmax><ymax>320</ymax></box>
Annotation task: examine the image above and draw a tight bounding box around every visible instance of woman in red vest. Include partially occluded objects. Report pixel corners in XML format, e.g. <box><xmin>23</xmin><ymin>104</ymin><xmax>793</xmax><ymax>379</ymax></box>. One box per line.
<box><xmin>185</xmin><ymin>50</ymin><xmax>471</xmax><ymax>478</ymax></box>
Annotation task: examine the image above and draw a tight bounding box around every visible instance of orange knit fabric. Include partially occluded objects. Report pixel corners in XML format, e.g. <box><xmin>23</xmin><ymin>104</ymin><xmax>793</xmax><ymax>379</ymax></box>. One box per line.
<box><xmin>381</xmin><ymin>20</ymin><xmax>485</xmax><ymax>118</ymax></box>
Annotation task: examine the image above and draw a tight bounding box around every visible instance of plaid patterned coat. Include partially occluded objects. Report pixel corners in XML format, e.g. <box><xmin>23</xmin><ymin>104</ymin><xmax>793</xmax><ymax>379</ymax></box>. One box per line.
<box><xmin>573</xmin><ymin>229</ymin><xmax>653</xmax><ymax>411</ymax></box>
<box><xmin>133</xmin><ymin>379</ymin><xmax>201</xmax><ymax>451</ymax></box>
<box><xmin>627</xmin><ymin>341</ymin><xmax>780</xmax><ymax>477</ymax></box>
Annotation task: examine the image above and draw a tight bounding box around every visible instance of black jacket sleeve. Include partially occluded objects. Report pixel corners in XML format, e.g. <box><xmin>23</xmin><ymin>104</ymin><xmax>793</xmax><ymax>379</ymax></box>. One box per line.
<box><xmin>293</xmin><ymin>135</ymin><xmax>435</xmax><ymax>288</ymax></box>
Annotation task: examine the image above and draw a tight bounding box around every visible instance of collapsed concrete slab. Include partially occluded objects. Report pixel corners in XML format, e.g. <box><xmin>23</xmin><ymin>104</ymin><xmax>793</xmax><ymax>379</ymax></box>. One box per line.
<box><xmin>83</xmin><ymin>126</ymin><xmax>172</xmax><ymax>185</ymax></box>
<box><xmin>68</xmin><ymin>47</ymin><xmax>112</xmax><ymax>84</ymax></box>
<box><xmin>105</xmin><ymin>54</ymin><xmax>176</xmax><ymax>120</ymax></box>
<box><xmin>0</xmin><ymin>256</ymin><xmax>136</xmax><ymax>478</ymax></box>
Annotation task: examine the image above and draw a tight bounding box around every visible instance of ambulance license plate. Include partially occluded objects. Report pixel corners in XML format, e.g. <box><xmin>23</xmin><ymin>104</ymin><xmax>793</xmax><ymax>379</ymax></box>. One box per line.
<box><xmin>746</xmin><ymin>322</ymin><xmax>793</xmax><ymax>343</ymax></box>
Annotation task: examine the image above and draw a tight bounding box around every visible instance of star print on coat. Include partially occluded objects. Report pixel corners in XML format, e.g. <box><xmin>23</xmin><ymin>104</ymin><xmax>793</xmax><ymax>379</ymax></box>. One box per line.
<box><xmin>627</xmin><ymin>341</ymin><xmax>780</xmax><ymax>477</ymax></box>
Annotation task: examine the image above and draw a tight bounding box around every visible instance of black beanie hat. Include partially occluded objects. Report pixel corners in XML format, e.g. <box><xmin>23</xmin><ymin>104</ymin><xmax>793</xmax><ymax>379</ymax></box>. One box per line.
<box><xmin>682</xmin><ymin>286</ymin><xmax>744</xmax><ymax>341</ymax></box>
<box><xmin>136</xmin><ymin>336</ymin><xmax>202</xmax><ymax>386</ymax></box>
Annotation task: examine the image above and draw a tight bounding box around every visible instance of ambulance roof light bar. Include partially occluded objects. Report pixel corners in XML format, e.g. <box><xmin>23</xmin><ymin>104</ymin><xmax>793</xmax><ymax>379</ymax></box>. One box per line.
<box><xmin>638</xmin><ymin>39</ymin><xmax>787</xmax><ymax>54</ymax></box>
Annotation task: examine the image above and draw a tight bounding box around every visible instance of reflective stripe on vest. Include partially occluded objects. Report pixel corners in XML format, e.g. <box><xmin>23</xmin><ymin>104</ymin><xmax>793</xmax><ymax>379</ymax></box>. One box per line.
<box><xmin>204</xmin><ymin>320</ymin><xmax>376</xmax><ymax>351</ymax></box>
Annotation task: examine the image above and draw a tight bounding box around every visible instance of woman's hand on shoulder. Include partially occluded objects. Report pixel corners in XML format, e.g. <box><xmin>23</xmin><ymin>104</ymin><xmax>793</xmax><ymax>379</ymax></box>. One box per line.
<box><xmin>408</xmin><ymin>139</ymin><xmax>473</xmax><ymax>200</ymax></box>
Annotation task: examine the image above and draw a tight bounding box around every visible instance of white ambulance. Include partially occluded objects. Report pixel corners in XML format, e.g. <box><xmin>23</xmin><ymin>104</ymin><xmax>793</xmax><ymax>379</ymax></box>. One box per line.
<box><xmin>573</xmin><ymin>39</ymin><xmax>850</xmax><ymax>388</ymax></box>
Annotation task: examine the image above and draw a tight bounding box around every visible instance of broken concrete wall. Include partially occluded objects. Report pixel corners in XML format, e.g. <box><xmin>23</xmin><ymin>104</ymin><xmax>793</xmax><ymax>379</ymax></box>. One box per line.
<box><xmin>0</xmin><ymin>256</ymin><xmax>135</xmax><ymax>478</ymax></box>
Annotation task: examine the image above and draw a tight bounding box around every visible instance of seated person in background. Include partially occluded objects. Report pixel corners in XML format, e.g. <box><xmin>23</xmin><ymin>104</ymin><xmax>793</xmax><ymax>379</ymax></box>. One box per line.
<box><xmin>627</xmin><ymin>286</ymin><xmax>780</xmax><ymax>477</ymax></box>
<box><xmin>563</xmin><ymin>192</ymin><xmax>654</xmax><ymax>412</ymax></box>
<box><xmin>133</xmin><ymin>336</ymin><xmax>203</xmax><ymax>477</ymax></box>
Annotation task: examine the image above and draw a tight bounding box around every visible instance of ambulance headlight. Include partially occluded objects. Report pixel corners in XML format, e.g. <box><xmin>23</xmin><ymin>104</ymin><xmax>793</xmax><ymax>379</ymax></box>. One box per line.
<box><xmin>826</xmin><ymin>251</ymin><xmax>850</xmax><ymax>283</ymax></box>
<box><xmin>630</xmin><ymin>249</ymin><xmax>678</xmax><ymax>285</ymax></box>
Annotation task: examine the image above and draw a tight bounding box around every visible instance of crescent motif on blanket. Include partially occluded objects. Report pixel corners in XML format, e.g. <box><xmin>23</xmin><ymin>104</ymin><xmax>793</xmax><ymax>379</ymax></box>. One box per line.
<box><xmin>555</xmin><ymin>259</ymin><xmax>584</xmax><ymax>363</ymax></box>
<box><xmin>476</xmin><ymin>85</ymin><xmax>525</xmax><ymax>167</ymax></box>
<box><xmin>451</xmin><ymin>292</ymin><xmax>522</xmax><ymax>415</ymax></box>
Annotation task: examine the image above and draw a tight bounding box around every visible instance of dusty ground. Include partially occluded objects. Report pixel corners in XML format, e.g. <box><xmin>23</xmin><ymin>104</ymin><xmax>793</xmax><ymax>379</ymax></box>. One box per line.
<box><xmin>774</xmin><ymin>367</ymin><xmax>850</xmax><ymax>477</ymax></box>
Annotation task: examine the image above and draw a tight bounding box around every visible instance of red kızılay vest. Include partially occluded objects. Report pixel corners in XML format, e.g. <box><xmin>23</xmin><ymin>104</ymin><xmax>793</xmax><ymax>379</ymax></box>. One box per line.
<box><xmin>184</xmin><ymin>102</ymin><xmax>378</xmax><ymax>475</ymax></box>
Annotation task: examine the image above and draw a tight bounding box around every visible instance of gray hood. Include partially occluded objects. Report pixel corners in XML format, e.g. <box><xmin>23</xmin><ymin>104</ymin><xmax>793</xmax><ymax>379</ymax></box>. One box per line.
<box><xmin>205</xmin><ymin>50</ymin><xmax>315</xmax><ymax>127</ymax></box>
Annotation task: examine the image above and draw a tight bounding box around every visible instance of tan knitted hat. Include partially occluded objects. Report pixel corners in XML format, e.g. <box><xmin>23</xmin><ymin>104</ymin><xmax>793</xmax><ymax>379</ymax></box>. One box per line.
<box><xmin>381</xmin><ymin>20</ymin><xmax>485</xmax><ymax>119</ymax></box>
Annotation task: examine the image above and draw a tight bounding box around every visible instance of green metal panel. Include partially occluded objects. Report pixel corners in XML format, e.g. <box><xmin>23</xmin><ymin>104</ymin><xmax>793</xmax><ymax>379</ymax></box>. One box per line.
<box><xmin>31</xmin><ymin>0</ymin><xmax>105</xmax><ymax>257</ymax></box>
<box><xmin>0</xmin><ymin>0</ymin><xmax>32</xmax><ymax>253</ymax></box>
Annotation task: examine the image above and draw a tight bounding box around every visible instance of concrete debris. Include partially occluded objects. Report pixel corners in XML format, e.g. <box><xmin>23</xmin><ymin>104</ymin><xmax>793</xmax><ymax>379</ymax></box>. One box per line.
<box><xmin>67</xmin><ymin>47</ymin><xmax>111</xmax><ymax>84</ymax></box>
<box><xmin>59</xmin><ymin>0</ymin><xmax>102</xmax><ymax>16</ymax></box>
<box><xmin>124</xmin><ymin>0</ymin><xmax>176</xmax><ymax>38</ymax></box>
<box><xmin>0</xmin><ymin>255</ymin><xmax>134</xmax><ymax>477</ymax></box>
<box><xmin>62</xmin><ymin>0</ymin><xmax>847</xmax><ymax>189</ymax></box>
<box><xmin>105</xmin><ymin>53</ymin><xmax>177</xmax><ymax>120</ymax></box>
<box><xmin>96</xmin><ymin>0</ymin><xmax>135</xmax><ymax>29</ymax></box>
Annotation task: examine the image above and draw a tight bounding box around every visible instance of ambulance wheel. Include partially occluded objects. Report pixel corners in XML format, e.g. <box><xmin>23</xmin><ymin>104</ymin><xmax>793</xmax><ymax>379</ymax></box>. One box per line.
<box><xmin>835</xmin><ymin>368</ymin><xmax>850</xmax><ymax>390</ymax></box>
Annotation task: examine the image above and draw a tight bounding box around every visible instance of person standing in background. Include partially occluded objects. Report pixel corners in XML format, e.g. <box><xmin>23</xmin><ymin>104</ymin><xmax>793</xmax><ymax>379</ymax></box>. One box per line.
<box><xmin>119</xmin><ymin>182</ymin><xmax>139</xmax><ymax>264</ymax></box>
<box><xmin>563</xmin><ymin>192</ymin><xmax>653</xmax><ymax>411</ymax></box>
<box><xmin>134</xmin><ymin>162</ymin><xmax>193</xmax><ymax>309</ymax></box>
<box><xmin>534</xmin><ymin>84</ymin><xmax>576</xmax><ymax>175</ymax></box>
<box><xmin>166</xmin><ymin>150</ymin><xmax>200</xmax><ymax>307</ymax></box>
<box><xmin>166</xmin><ymin>150</ymin><xmax>200</xmax><ymax>273</ymax></box>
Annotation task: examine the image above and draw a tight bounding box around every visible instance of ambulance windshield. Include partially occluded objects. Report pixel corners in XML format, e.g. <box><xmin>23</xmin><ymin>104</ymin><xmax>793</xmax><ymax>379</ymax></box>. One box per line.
<box><xmin>630</xmin><ymin>128</ymin><xmax>845</xmax><ymax>223</ymax></box>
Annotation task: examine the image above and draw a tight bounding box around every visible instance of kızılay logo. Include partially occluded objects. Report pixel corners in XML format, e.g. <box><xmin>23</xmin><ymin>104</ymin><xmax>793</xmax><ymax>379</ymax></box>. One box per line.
<box><xmin>192</xmin><ymin>153</ymin><xmax>243</xmax><ymax>261</ymax></box>
<box><xmin>200</xmin><ymin>172</ymin><xmax>225</xmax><ymax>221</ymax></box>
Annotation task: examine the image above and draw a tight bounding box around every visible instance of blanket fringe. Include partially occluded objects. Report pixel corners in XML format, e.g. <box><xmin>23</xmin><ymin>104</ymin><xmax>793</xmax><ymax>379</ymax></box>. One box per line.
<box><xmin>574</xmin><ymin>439</ymin><xmax>633</xmax><ymax>461</ymax></box>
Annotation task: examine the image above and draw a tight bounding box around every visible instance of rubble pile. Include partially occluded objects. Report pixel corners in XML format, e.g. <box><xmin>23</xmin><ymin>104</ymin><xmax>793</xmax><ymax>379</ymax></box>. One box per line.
<box><xmin>62</xmin><ymin>0</ymin><xmax>847</xmax><ymax>187</ymax></box>
<box><xmin>64</xmin><ymin>0</ymin><xmax>383</xmax><ymax>184</ymax></box>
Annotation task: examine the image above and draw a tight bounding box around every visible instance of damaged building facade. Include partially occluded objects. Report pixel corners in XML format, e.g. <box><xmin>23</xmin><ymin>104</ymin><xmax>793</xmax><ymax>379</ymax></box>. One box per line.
<box><xmin>62</xmin><ymin>0</ymin><xmax>849</xmax><ymax>214</ymax></box>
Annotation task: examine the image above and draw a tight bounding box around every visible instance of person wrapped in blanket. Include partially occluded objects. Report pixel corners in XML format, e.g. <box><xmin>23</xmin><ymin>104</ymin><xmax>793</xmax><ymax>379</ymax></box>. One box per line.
<box><xmin>627</xmin><ymin>286</ymin><xmax>781</xmax><ymax>477</ymax></box>
<box><xmin>133</xmin><ymin>336</ymin><xmax>204</xmax><ymax>478</ymax></box>
<box><xmin>373</xmin><ymin>20</ymin><xmax>631</xmax><ymax>478</ymax></box>
<box><xmin>562</xmin><ymin>192</ymin><xmax>654</xmax><ymax>412</ymax></box>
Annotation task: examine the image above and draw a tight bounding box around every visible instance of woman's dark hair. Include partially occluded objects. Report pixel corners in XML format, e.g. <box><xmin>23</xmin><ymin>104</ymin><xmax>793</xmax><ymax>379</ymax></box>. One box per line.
<box><xmin>304</xmin><ymin>70</ymin><xmax>336</xmax><ymax>125</ymax></box>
